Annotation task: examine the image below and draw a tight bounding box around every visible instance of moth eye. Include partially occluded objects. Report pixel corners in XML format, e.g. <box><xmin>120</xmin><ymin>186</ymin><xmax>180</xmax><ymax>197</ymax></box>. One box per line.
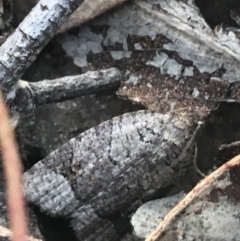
<box><xmin>72</xmin><ymin>163</ymin><xmax>81</xmax><ymax>172</ymax></box>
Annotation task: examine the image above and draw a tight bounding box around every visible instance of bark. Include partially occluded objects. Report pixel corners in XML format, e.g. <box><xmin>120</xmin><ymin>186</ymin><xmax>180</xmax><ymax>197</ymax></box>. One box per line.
<box><xmin>28</xmin><ymin>68</ymin><xmax>120</xmax><ymax>106</ymax></box>
<box><xmin>11</xmin><ymin>68</ymin><xmax>121</xmax><ymax>118</ymax></box>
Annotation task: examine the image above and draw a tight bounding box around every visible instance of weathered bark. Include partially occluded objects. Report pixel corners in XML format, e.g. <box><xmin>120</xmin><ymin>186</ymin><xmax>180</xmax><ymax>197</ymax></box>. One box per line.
<box><xmin>27</xmin><ymin>68</ymin><xmax>120</xmax><ymax>106</ymax></box>
<box><xmin>10</xmin><ymin>68</ymin><xmax>121</xmax><ymax>119</ymax></box>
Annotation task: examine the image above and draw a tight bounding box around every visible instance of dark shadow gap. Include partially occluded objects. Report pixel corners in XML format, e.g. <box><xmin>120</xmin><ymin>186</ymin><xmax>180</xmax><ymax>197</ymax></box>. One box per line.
<box><xmin>195</xmin><ymin>0</ymin><xmax>240</xmax><ymax>28</ymax></box>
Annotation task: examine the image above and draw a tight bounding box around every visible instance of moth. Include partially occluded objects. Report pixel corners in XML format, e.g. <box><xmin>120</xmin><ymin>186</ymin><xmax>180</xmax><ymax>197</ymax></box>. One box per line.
<box><xmin>24</xmin><ymin>110</ymin><xmax>195</xmax><ymax>240</ymax></box>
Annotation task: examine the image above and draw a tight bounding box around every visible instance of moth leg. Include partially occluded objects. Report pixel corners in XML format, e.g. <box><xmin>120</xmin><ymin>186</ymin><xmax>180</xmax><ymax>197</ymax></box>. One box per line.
<box><xmin>230</xmin><ymin>10</ymin><xmax>240</xmax><ymax>27</ymax></box>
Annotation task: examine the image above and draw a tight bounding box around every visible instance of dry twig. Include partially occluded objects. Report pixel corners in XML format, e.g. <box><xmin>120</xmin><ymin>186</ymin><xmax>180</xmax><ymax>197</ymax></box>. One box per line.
<box><xmin>0</xmin><ymin>89</ymin><xmax>28</xmax><ymax>241</ymax></box>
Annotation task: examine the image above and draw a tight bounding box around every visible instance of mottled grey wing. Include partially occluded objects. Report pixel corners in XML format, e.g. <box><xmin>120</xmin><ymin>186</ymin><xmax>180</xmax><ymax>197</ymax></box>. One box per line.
<box><xmin>24</xmin><ymin>110</ymin><xmax>193</xmax><ymax>240</ymax></box>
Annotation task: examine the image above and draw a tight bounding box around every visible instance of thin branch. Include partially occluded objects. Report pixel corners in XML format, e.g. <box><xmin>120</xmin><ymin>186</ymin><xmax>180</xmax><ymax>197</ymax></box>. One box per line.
<box><xmin>193</xmin><ymin>143</ymin><xmax>205</xmax><ymax>177</ymax></box>
<box><xmin>0</xmin><ymin>89</ymin><xmax>28</xmax><ymax>241</ymax></box>
<box><xmin>0</xmin><ymin>0</ymin><xmax>84</xmax><ymax>99</ymax></box>
<box><xmin>28</xmin><ymin>67</ymin><xmax>121</xmax><ymax>106</ymax></box>
<box><xmin>11</xmin><ymin>68</ymin><xmax>121</xmax><ymax>116</ymax></box>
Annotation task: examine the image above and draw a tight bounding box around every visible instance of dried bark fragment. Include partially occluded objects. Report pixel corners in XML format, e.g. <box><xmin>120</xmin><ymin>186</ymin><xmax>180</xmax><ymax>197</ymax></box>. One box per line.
<box><xmin>24</xmin><ymin>110</ymin><xmax>196</xmax><ymax>240</ymax></box>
